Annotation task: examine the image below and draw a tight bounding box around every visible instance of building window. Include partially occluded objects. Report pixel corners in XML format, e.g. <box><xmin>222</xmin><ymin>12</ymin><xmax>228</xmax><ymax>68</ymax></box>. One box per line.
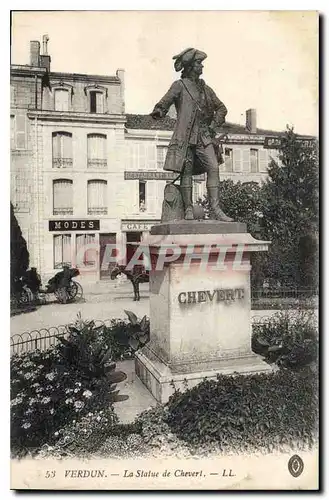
<box><xmin>10</xmin><ymin>116</ymin><xmax>15</xmax><ymax>150</ymax></box>
<box><xmin>87</xmin><ymin>180</ymin><xmax>107</xmax><ymax>215</ymax></box>
<box><xmin>53</xmin><ymin>179</ymin><xmax>73</xmax><ymax>215</ymax></box>
<box><xmin>87</xmin><ymin>134</ymin><xmax>107</xmax><ymax>168</ymax></box>
<box><xmin>76</xmin><ymin>234</ymin><xmax>96</xmax><ymax>267</ymax></box>
<box><xmin>224</xmin><ymin>148</ymin><xmax>233</xmax><ymax>172</ymax></box>
<box><xmin>139</xmin><ymin>181</ymin><xmax>146</xmax><ymax>212</ymax></box>
<box><xmin>90</xmin><ymin>91</ymin><xmax>104</xmax><ymax>113</ymax></box>
<box><xmin>156</xmin><ymin>146</ymin><xmax>167</xmax><ymax>169</ymax></box>
<box><xmin>54</xmin><ymin>89</ymin><xmax>69</xmax><ymax>111</ymax></box>
<box><xmin>53</xmin><ymin>234</ymin><xmax>71</xmax><ymax>269</ymax></box>
<box><xmin>250</xmin><ymin>148</ymin><xmax>259</xmax><ymax>173</ymax></box>
<box><xmin>52</xmin><ymin>132</ymin><xmax>73</xmax><ymax>168</ymax></box>
<box><xmin>11</xmin><ymin>114</ymin><xmax>26</xmax><ymax>150</ymax></box>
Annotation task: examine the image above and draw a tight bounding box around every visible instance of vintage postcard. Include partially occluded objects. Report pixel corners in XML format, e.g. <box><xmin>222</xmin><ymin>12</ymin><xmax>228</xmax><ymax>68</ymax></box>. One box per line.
<box><xmin>10</xmin><ymin>10</ymin><xmax>319</xmax><ymax>490</ymax></box>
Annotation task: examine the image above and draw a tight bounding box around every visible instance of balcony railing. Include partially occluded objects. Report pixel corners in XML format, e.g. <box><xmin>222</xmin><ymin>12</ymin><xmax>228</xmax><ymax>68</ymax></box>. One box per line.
<box><xmin>88</xmin><ymin>207</ymin><xmax>108</xmax><ymax>215</ymax></box>
<box><xmin>52</xmin><ymin>158</ymin><xmax>73</xmax><ymax>168</ymax></box>
<box><xmin>53</xmin><ymin>208</ymin><xmax>73</xmax><ymax>215</ymax></box>
<box><xmin>87</xmin><ymin>159</ymin><xmax>107</xmax><ymax>168</ymax></box>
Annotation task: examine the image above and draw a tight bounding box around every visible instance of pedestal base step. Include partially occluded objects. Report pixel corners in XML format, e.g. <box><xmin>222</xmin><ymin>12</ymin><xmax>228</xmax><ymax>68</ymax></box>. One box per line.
<box><xmin>135</xmin><ymin>349</ymin><xmax>274</xmax><ymax>404</ymax></box>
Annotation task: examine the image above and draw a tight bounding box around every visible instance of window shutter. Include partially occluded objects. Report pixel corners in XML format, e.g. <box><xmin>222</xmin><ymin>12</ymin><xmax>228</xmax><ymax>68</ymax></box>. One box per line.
<box><xmin>233</xmin><ymin>148</ymin><xmax>242</xmax><ymax>172</ymax></box>
<box><xmin>63</xmin><ymin>133</ymin><xmax>72</xmax><ymax>159</ymax></box>
<box><xmin>54</xmin><ymin>235</ymin><xmax>63</xmax><ymax>268</ymax></box>
<box><xmin>10</xmin><ymin>117</ymin><xmax>15</xmax><ymax>149</ymax></box>
<box><xmin>147</xmin><ymin>143</ymin><xmax>156</xmax><ymax>170</ymax></box>
<box><xmin>53</xmin><ymin>180</ymin><xmax>73</xmax><ymax>213</ymax></box>
<box><xmin>52</xmin><ymin>133</ymin><xmax>60</xmax><ymax>158</ymax></box>
<box><xmin>62</xmin><ymin>235</ymin><xmax>72</xmax><ymax>265</ymax></box>
<box><xmin>147</xmin><ymin>181</ymin><xmax>156</xmax><ymax>213</ymax></box>
<box><xmin>156</xmin><ymin>181</ymin><xmax>165</xmax><ymax>215</ymax></box>
<box><xmin>242</xmin><ymin>149</ymin><xmax>250</xmax><ymax>172</ymax></box>
<box><xmin>157</xmin><ymin>146</ymin><xmax>167</xmax><ymax>170</ymax></box>
<box><xmin>87</xmin><ymin>134</ymin><xmax>107</xmax><ymax>166</ymax></box>
<box><xmin>88</xmin><ymin>180</ymin><xmax>107</xmax><ymax>213</ymax></box>
<box><xmin>15</xmin><ymin>114</ymin><xmax>26</xmax><ymax>149</ymax></box>
<box><xmin>96</xmin><ymin>92</ymin><xmax>104</xmax><ymax>113</ymax></box>
<box><xmin>76</xmin><ymin>234</ymin><xmax>96</xmax><ymax>267</ymax></box>
<box><xmin>259</xmin><ymin>149</ymin><xmax>269</xmax><ymax>172</ymax></box>
<box><xmin>138</xmin><ymin>143</ymin><xmax>147</xmax><ymax>170</ymax></box>
<box><xmin>53</xmin><ymin>234</ymin><xmax>71</xmax><ymax>268</ymax></box>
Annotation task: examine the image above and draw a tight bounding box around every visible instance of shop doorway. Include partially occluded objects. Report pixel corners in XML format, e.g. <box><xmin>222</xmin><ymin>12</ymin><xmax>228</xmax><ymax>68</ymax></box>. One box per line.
<box><xmin>99</xmin><ymin>233</ymin><xmax>116</xmax><ymax>279</ymax></box>
<box><xmin>126</xmin><ymin>232</ymin><xmax>142</xmax><ymax>243</ymax></box>
<box><xmin>126</xmin><ymin>232</ymin><xmax>142</xmax><ymax>266</ymax></box>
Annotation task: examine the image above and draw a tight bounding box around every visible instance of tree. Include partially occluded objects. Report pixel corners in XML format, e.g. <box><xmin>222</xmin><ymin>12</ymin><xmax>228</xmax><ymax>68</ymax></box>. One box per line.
<box><xmin>197</xmin><ymin>180</ymin><xmax>266</xmax><ymax>287</ymax></box>
<box><xmin>260</xmin><ymin>128</ymin><xmax>318</xmax><ymax>288</ymax></box>
<box><xmin>10</xmin><ymin>203</ymin><xmax>29</xmax><ymax>293</ymax></box>
<box><xmin>197</xmin><ymin>179</ymin><xmax>264</xmax><ymax>235</ymax></box>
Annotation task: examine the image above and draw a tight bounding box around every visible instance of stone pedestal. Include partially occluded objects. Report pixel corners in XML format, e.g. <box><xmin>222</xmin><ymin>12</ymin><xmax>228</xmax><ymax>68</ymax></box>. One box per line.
<box><xmin>135</xmin><ymin>221</ymin><xmax>272</xmax><ymax>403</ymax></box>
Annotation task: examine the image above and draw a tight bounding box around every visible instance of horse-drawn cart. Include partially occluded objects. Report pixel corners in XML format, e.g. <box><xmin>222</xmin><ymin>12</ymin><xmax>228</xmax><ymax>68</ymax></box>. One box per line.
<box><xmin>11</xmin><ymin>266</ymin><xmax>83</xmax><ymax>308</ymax></box>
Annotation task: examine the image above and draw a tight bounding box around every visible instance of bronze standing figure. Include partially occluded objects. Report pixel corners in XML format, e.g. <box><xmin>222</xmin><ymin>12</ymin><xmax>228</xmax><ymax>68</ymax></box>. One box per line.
<box><xmin>151</xmin><ymin>47</ymin><xmax>233</xmax><ymax>222</ymax></box>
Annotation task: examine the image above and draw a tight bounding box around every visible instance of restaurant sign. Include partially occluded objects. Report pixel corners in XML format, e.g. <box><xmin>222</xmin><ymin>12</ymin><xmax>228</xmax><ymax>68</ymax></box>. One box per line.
<box><xmin>49</xmin><ymin>220</ymin><xmax>100</xmax><ymax>231</ymax></box>
<box><xmin>124</xmin><ymin>171</ymin><xmax>205</xmax><ymax>181</ymax></box>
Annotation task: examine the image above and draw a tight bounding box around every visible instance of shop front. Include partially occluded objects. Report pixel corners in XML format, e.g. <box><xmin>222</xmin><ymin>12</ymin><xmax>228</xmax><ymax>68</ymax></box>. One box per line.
<box><xmin>46</xmin><ymin>218</ymin><xmax>120</xmax><ymax>283</ymax></box>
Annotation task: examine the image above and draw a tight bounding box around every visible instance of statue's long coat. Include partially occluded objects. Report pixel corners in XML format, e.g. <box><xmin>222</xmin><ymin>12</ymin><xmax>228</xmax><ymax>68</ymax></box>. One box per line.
<box><xmin>152</xmin><ymin>78</ymin><xmax>227</xmax><ymax>175</ymax></box>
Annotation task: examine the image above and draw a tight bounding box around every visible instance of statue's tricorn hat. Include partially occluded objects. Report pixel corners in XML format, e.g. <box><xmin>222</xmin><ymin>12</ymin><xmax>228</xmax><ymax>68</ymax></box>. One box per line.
<box><xmin>173</xmin><ymin>48</ymin><xmax>207</xmax><ymax>72</ymax></box>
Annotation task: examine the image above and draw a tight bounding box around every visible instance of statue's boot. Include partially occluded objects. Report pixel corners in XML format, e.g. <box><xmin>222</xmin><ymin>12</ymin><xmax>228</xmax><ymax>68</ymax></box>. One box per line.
<box><xmin>207</xmin><ymin>186</ymin><xmax>234</xmax><ymax>222</ymax></box>
<box><xmin>180</xmin><ymin>186</ymin><xmax>194</xmax><ymax>220</ymax></box>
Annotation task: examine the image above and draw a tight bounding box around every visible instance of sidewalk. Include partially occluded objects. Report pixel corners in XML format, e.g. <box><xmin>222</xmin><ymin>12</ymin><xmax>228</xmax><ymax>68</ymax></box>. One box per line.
<box><xmin>10</xmin><ymin>282</ymin><xmax>150</xmax><ymax>336</ymax></box>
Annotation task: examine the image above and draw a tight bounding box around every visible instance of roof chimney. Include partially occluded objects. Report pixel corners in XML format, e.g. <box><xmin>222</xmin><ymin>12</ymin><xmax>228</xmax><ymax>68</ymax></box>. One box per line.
<box><xmin>30</xmin><ymin>41</ymin><xmax>40</xmax><ymax>67</ymax></box>
<box><xmin>42</xmin><ymin>34</ymin><xmax>49</xmax><ymax>55</ymax></box>
<box><xmin>246</xmin><ymin>108</ymin><xmax>257</xmax><ymax>134</ymax></box>
<box><xmin>116</xmin><ymin>68</ymin><xmax>125</xmax><ymax>113</ymax></box>
<box><xmin>39</xmin><ymin>34</ymin><xmax>51</xmax><ymax>72</ymax></box>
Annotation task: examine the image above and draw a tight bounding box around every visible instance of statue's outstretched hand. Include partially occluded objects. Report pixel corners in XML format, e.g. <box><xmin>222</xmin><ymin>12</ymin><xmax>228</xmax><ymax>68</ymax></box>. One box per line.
<box><xmin>150</xmin><ymin>109</ymin><xmax>162</xmax><ymax>119</ymax></box>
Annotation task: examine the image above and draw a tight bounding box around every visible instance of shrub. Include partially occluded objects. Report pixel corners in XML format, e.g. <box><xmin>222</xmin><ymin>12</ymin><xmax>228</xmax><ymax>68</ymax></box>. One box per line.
<box><xmin>57</xmin><ymin>319</ymin><xmax>127</xmax><ymax>385</ymax></box>
<box><xmin>165</xmin><ymin>370</ymin><xmax>318</xmax><ymax>453</ymax></box>
<box><xmin>252</xmin><ymin>310</ymin><xmax>318</xmax><ymax>369</ymax></box>
<box><xmin>99</xmin><ymin>311</ymin><xmax>150</xmax><ymax>361</ymax></box>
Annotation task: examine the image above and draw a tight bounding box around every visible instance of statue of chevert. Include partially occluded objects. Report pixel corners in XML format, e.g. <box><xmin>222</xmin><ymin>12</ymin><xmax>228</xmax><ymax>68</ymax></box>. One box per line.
<box><xmin>151</xmin><ymin>47</ymin><xmax>233</xmax><ymax>222</ymax></box>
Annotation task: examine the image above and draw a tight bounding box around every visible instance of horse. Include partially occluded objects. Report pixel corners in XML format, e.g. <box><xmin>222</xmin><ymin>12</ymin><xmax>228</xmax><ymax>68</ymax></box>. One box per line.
<box><xmin>110</xmin><ymin>265</ymin><xmax>149</xmax><ymax>301</ymax></box>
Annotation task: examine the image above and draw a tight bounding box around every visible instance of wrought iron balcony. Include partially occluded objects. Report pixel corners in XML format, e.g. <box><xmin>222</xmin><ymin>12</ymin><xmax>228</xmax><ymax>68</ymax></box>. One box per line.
<box><xmin>88</xmin><ymin>207</ymin><xmax>108</xmax><ymax>215</ymax></box>
<box><xmin>52</xmin><ymin>158</ymin><xmax>73</xmax><ymax>168</ymax></box>
<box><xmin>87</xmin><ymin>159</ymin><xmax>107</xmax><ymax>168</ymax></box>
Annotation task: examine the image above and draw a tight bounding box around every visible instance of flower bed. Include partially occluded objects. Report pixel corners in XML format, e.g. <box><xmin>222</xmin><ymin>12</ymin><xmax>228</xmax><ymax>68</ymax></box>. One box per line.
<box><xmin>11</xmin><ymin>347</ymin><xmax>119</xmax><ymax>457</ymax></box>
<box><xmin>11</xmin><ymin>312</ymin><xmax>318</xmax><ymax>459</ymax></box>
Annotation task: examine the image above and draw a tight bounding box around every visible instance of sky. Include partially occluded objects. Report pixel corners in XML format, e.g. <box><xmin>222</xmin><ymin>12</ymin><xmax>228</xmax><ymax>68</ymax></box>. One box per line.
<box><xmin>11</xmin><ymin>10</ymin><xmax>318</xmax><ymax>136</ymax></box>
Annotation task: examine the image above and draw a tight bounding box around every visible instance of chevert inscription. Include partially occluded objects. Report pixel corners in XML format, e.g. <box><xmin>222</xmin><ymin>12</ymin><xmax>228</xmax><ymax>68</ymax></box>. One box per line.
<box><xmin>178</xmin><ymin>288</ymin><xmax>245</xmax><ymax>304</ymax></box>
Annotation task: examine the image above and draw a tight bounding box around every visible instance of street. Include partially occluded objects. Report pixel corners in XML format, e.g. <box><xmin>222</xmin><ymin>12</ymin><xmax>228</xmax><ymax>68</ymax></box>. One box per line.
<box><xmin>10</xmin><ymin>278</ymin><xmax>312</xmax><ymax>337</ymax></box>
<box><xmin>11</xmin><ymin>280</ymin><xmax>150</xmax><ymax>336</ymax></box>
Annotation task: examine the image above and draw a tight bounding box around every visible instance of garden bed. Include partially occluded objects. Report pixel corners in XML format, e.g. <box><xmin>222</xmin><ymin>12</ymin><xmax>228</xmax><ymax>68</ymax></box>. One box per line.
<box><xmin>11</xmin><ymin>311</ymin><xmax>318</xmax><ymax>459</ymax></box>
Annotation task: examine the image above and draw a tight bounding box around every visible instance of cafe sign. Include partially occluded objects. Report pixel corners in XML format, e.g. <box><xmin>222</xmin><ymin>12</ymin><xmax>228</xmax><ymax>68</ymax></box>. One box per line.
<box><xmin>49</xmin><ymin>220</ymin><xmax>100</xmax><ymax>231</ymax></box>
<box><xmin>121</xmin><ymin>220</ymin><xmax>160</xmax><ymax>232</ymax></box>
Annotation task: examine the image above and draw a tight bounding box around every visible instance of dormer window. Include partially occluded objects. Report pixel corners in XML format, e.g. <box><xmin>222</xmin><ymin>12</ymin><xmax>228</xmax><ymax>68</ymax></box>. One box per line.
<box><xmin>55</xmin><ymin>89</ymin><xmax>69</xmax><ymax>111</ymax></box>
<box><xmin>84</xmin><ymin>85</ymin><xmax>107</xmax><ymax>114</ymax></box>
<box><xmin>52</xmin><ymin>83</ymin><xmax>73</xmax><ymax>112</ymax></box>
<box><xmin>90</xmin><ymin>91</ymin><xmax>104</xmax><ymax>113</ymax></box>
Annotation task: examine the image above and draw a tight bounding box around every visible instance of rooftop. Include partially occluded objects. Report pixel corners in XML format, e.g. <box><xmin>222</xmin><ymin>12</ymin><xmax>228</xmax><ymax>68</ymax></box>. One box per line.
<box><xmin>125</xmin><ymin>113</ymin><xmax>284</xmax><ymax>136</ymax></box>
